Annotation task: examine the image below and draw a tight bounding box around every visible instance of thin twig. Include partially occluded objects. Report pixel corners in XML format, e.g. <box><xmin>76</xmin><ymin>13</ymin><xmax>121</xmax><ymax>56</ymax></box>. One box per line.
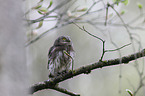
<box><xmin>72</xmin><ymin>22</ymin><xmax>106</xmax><ymax>61</ymax></box>
<box><xmin>26</xmin><ymin>1</ymin><xmax>102</xmax><ymax>46</ymax></box>
<box><xmin>85</xmin><ymin>0</ymin><xmax>98</xmax><ymax>14</ymax></box>
<box><xmin>104</xmin><ymin>3</ymin><xmax>109</xmax><ymax>26</ymax></box>
<box><xmin>100</xmin><ymin>41</ymin><xmax>105</xmax><ymax>61</ymax></box>
<box><xmin>108</xmin><ymin>7</ymin><xmax>145</xmax><ymax>96</ymax></box>
<box><xmin>133</xmin><ymin>82</ymin><xmax>144</xmax><ymax>96</ymax></box>
<box><xmin>26</xmin><ymin>2</ymin><xmax>119</xmax><ymax>46</ymax></box>
<box><xmin>108</xmin><ymin>3</ymin><xmax>132</xmax><ymax>36</ymax></box>
<box><xmin>76</xmin><ymin>20</ymin><xmax>145</xmax><ymax>30</ymax></box>
<box><xmin>63</xmin><ymin>50</ymin><xmax>74</xmax><ymax>71</ymax></box>
<box><xmin>51</xmin><ymin>86</ymin><xmax>80</xmax><ymax>96</ymax></box>
<box><xmin>106</xmin><ymin>43</ymin><xmax>131</xmax><ymax>52</ymax></box>
<box><xmin>25</xmin><ymin>26</ymin><xmax>58</xmax><ymax>46</ymax></box>
<box><xmin>72</xmin><ymin>22</ymin><xmax>104</xmax><ymax>42</ymax></box>
<box><xmin>108</xmin><ymin>30</ymin><xmax>122</xmax><ymax>94</ymax></box>
<box><xmin>30</xmin><ymin>0</ymin><xmax>72</xmax><ymax>24</ymax></box>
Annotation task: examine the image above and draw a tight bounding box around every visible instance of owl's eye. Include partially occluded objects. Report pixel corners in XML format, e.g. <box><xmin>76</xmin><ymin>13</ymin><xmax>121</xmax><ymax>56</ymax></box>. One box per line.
<box><xmin>62</xmin><ymin>37</ymin><xmax>66</xmax><ymax>41</ymax></box>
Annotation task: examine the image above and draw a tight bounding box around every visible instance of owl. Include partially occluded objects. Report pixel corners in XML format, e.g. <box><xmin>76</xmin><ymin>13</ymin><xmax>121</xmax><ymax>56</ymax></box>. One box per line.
<box><xmin>47</xmin><ymin>36</ymin><xmax>74</xmax><ymax>78</ymax></box>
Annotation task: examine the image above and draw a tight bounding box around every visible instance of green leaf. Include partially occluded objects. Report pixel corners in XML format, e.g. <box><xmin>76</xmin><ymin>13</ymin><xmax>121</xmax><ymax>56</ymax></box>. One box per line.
<box><xmin>36</xmin><ymin>21</ymin><xmax>43</xmax><ymax>29</ymax></box>
<box><xmin>77</xmin><ymin>8</ymin><xmax>88</xmax><ymax>12</ymax></box>
<box><xmin>113</xmin><ymin>0</ymin><xmax>120</xmax><ymax>2</ymax></box>
<box><xmin>37</xmin><ymin>10</ymin><xmax>43</xmax><ymax>14</ymax></box>
<box><xmin>113</xmin><ymin>0</ymin><xmax>120</xmax><ymax>5</ymax></box>
<box><xmin>113</xmin><ymin>0</ymin><xmax>129</xmax><ymax>5</ymax></box>
<box><xmin>109</xmin><ymin>13</ymin><xmax>113</xmax><ymax>18</ymax></box>
<box><xmin>40</xmin><ymin>0</ymin><xmax>43</xmax><ymax>2</ymax></box>
<box><xmin>39</xmin><ymin>7</ymin><xmax>48</xmax><ymax>12</ymax></box>
<box><xmin>137</xmin><ymin>3</ymin><xmax>142</xmax><ymax>9</ymax></box>
<box><xmin>121</xmin><ymin>0</ymin><xmax>128</xmax><ymax>5</ymax></box>
<box><xmin>32</xmin><ymin>5</ymin><xmax>42</xmax><ymax>9</ymax></box>
<box><xmin>126</xmin><ymin>89</ymin><xmax>133</xmax><ymax>96</ymax></box>
<box><xmin>47</xmin><ymin>0</ymin><xmax>53</xmax><ymax>9</ymax></box>
<box><xmin>120</xmin><ymin>10</ymin><xmax>125</xmax><ymax>15</ymax></box>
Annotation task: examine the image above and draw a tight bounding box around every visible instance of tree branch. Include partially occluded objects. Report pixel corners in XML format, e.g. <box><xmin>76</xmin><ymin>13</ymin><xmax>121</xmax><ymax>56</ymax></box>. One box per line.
<box><xmin>29</xmin><ymin>0</ymin><xmax>72</xmax><ymax>24</ymax></box>
<box><xmin>30</xmin><ymin>49</ymin><xmax>145</xmax><ymax>95</ymax></box>
<box><xmin>51</xmin><ymin>86</ymin><xmax>80</xmax><ymax>96</ymax></box>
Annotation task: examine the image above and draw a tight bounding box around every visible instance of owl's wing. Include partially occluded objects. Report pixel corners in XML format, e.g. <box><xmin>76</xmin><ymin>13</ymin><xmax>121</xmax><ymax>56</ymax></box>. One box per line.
<box><xmin>47</xmin><ymin>46</ymin><xmax>54</xmax><ymax>69</ymax></box>
<box><xmin>47</xmin><ymin>57</ymin><xmax>51</xmax><ymax>69</ymax></box>
<box><xmin>47</xmin><ymin>45</ymin><xmax>66</xmax><ymax>69</ymax></box>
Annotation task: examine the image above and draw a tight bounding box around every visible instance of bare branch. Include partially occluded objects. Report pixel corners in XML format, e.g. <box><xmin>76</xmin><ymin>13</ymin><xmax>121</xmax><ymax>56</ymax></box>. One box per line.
<box><xmin>108</xmin><ymin>3</ymin><xmax>132</xmax><ymax>36</ymax></box>
<box><xmin>26</xmin><ymin>0</ymin><xmax>107</xmax><ymax>46</ymax></box>
<box><xmin>106</xmin><ymin>43</ymin><xmax>131</xmax><ymax>52</ymax></box>
<box><xmin>25</xmin><ymin>26</ymin><xmax>58</xmax><ymax>46</ymax></box>
<box><xmin>104</xmin><ymin>3</ymin><xmax>109</xmax><ymax>26</ymax></box>
<box><xmin>30</xmin><ymin>0</ymin><xmax>72</xmax><ymax>24</ymax></box>
<box><xmin>30</xmin><ymin>49</ymin><xmax>145</xmax><ymax>94</ymax></box>
<box><xmin>73</xmin><ymin>22</ymin><xmax>106</xmax><ymax>61</ymax></box>
<box><xmin>72</xmin><ymin>22</ymin><xmax>104</xmax><ymax>42</ymax></box>
<box><xmin>51</xmin><ymin>86</ymin><xmax>80</xmax><ymax>96</ymax></box>
<box><xmin>133</xmin><ymin>82</ymin><xmax>144</xmax><ymax>96</ymax></box>
<box><xmin>108</xmin><ymin>30</ymin><xmax>123</xmax><ymax>94</ymax></box>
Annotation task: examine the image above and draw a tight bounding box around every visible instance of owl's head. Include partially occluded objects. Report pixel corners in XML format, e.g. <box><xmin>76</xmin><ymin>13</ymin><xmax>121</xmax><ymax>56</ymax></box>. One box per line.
<box><xmin>54</xmin><ymin>36</ymin><xmax>72</xmax><ymax>46</ymax></box>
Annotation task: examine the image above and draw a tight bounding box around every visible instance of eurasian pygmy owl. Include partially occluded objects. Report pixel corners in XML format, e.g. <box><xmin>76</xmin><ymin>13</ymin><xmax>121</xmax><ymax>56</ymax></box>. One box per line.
<box><xmin>47</xmin><ymin>36</ymin><xmax>74</xmax><ymax>78</ymax></box>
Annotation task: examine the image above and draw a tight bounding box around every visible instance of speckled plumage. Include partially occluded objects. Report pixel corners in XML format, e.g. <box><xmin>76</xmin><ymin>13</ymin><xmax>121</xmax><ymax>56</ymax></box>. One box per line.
<box><xmin>47</xmin><ymin>36</ymin><xmax>74</xmax><ymax>78</ymax></box>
